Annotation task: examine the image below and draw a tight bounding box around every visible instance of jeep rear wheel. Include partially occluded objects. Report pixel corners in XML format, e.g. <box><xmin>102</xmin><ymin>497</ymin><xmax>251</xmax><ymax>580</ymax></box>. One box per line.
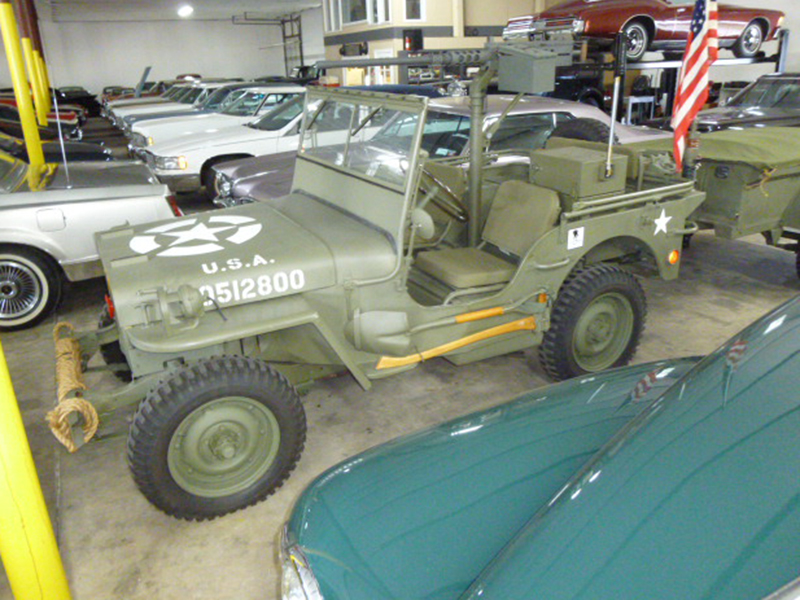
<box><xmin>539</xmin><ymin>264</ymin><xmax>646</xmax><ymax>380</ymax></box>
<box><xmin>127</xmin><ymin>357</ymin><xmax>306</xmax><ymax>520</ymax></box>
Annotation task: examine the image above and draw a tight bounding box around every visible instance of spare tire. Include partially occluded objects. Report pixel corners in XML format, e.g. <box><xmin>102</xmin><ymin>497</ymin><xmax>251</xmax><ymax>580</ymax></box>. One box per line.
<box><xmin>549</xmin><ymin>118</ymin><xmax>617</xmax><ymax>144</ymax></box>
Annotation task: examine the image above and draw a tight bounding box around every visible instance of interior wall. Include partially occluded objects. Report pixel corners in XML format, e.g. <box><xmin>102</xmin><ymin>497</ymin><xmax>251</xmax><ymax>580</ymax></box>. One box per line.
<box><xmin>0</xmin><ymin>7</ymin><xmax>325</xmax><ymax>94</ymax></box>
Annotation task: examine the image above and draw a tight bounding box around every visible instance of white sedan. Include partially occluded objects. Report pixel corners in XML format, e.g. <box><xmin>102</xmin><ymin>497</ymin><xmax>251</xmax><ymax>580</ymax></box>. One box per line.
<box><xmin>129</xmin><ymin>85</ymin><xmax>305</xmax><ymax>152</ymax></box>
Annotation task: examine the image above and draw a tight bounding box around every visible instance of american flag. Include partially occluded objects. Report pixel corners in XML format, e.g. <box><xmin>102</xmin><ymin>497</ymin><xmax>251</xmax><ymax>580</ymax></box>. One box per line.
<box><xmin>671</xmin><ymin>0</ymin><xmax>719</xmax><ymax>172</ymax></box>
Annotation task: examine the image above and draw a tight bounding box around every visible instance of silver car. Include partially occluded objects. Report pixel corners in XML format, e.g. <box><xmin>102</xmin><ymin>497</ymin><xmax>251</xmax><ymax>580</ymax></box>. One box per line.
<box><xmin>0</xmin><ymin>153</ymin><xmax>177</xmax><ymax>330</ymax></box>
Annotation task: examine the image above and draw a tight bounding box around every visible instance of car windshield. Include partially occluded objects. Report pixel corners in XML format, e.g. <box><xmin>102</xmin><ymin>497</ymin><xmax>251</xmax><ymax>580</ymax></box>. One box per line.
<box><xmin>180</xmin><ymin>88</ymin><xmax>204</xmax><ymax>104</ymax></box>
<box><xmin>221</xmin><ymin>90</ymin><xmax>272</xmax><ymax>116</ymax></box>
<box><xmin>300</xmin><ymin>96</ymin><xmax>419</xmax><ymax>189</ymax></box>
<box><xmin>165</xmin><ymin>86</ymin><xmax>188</xmax><ymax>99</ymax></box>
<box><xmin>248</xmin><ymin>95</ymin><xmax>306</xmax><ymax>131</ymax></box>
<box><xmin>0</xmin><ymin>151</ymin><xmax>29</xmax><ymax>192</ymax></box>
<box><xmin>201</xmin><ymin>87</ymin><xmax>237</xmax><ymax>110</ymax></box>
<box><xmin>728</xmin><ymin>79</ymin><xmax>800</xmax><ymax>109</ymax></box>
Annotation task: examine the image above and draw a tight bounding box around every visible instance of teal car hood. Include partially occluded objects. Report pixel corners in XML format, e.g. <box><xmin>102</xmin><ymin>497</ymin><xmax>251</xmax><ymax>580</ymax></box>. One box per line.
<box><xmin>462</xmin><ymin>299</ymin><xmax>800</xmax><ymax>600</ymax></box>
<box><xmin>287</xmin><ymin>359</ymin><xmax>699</xmax><ymax>600</ymax></box>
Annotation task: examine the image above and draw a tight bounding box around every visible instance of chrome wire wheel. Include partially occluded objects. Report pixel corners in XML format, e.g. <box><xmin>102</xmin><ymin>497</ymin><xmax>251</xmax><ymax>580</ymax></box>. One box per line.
<box><xmin>0</xmin><ymin>246</ymin><xmax>60</xmax><ymax>331</ymax></box>
<box><xmin>0</xmin><ymin>257</ymin><xmax>43</xmax><ymax>322</ymax></box>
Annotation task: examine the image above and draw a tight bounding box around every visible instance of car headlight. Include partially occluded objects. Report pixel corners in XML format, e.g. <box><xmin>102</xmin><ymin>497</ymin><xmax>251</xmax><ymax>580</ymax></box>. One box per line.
<box><xmin>154</xmin><ymin>155</ymin><xmax>188</xmax><ymax>170</ymax></box>
<box><xmin>281</xmin><ymin>528</ymin><xmax>323</xmax><ymax>600</ymax></box>
<box><xmin>572</xmin><ymin>18</ymin><xmax>586</xmax><ymax>34</ymax></box>
<box><xmin>216</xmin><ymin>172</ymin><xmax>233</xmax><ymax>197</ymax></box>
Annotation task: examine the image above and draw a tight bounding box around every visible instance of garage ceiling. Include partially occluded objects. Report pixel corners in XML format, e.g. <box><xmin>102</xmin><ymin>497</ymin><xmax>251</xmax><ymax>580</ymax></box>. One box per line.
<box><xmin>35</xmin><ymin>0</ymin><xmax>322</xmax><ymax>22</ymax></box>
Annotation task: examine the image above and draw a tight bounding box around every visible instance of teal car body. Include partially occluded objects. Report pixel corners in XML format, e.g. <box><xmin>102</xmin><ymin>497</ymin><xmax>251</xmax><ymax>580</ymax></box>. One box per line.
<box><xmin>283</xmin><ymin>295</ymin><xmax>800</xmax><ymax>600</ymax></box>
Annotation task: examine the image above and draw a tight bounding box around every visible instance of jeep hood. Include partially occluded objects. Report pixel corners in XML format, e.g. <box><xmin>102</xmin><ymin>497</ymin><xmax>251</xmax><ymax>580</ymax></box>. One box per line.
<box><xmin>287</xmin><ymin>359</ymin><xmax>698</xmax><ymax>600</ymax></box>
<box><xmin>98</xmin><ymin>193</ymin><xmax>396</xmax><ymax>329</ymax></box>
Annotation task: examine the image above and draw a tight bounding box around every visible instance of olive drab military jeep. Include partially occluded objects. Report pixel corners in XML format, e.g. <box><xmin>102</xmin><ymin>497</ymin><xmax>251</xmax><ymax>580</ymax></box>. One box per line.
<box><xmin>52</xmin><ymin>45</ymin><xmax>704</xmax><ymax>520</ymax></box>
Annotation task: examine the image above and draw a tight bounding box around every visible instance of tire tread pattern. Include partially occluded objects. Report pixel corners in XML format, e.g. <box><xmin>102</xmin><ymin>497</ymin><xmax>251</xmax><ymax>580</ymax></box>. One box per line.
<box><xmin>539</xmin><ymin>264</ymin><xmax>647</xmax><ymax>381</ymax></box>
<box><xmin>127</xmin><ymin>356</ymin><xmax>306</xmax><ymax>521</ymax></box>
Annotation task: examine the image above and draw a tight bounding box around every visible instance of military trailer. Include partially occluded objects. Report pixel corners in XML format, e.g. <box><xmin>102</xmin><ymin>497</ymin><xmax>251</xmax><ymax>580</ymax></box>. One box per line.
<box><xmin>51</xmin><ymin>45</ymin><xmax>704</xmax><ymax>520</ymax></box>
<box><xmin>631</xmin><ymin>128</ymin><xmax>800</xmax><ymax>276</ymax></box>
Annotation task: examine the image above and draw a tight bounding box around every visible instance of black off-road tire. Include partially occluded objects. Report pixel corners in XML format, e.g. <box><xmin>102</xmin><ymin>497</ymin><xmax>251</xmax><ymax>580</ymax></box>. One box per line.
<box><xmin>549</xmin><ymin>118</ymin><xmax>616</xmax><ymax>144</ymax></box>
<box><xmin>0</xmin><ymin>244</ymin><xmax>62</xmax><ymax>331</ymax></box>
<box><xmin>127</xmin><ymin>356</ymin><xmax>306</xmax><ymax>521</ymax></box>
<box><xmin>98</xmin><ymin>306</ymin><xmax>132</xmax><ymax>382</ymax></box>
<box><xmin>732</xmin><ymin>22</ymin><xmax>764</xmax><ymax>59</ymax></box>
<box><xmin>539</xmin><ymin>264</ymin><xmax>647</xmax><ymax>381</ymax></box>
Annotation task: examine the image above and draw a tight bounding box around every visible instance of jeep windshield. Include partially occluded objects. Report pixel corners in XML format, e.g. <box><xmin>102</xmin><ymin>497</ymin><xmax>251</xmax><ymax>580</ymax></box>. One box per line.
<box><xmin>299</xmin><ymin>94</ymin><xmax>420</xmax><ymax>189</ymax></box>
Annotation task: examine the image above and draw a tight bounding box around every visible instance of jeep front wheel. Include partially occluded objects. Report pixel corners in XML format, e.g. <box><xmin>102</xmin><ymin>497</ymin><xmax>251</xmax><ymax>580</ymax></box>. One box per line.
<box><xmin>127</xmin><ymin>357</ymin><xmax>306</xmax><ymax>520</ymax></box>
<box><xmin>539</xmin><ymin>264</ymin><xmax>646</xmax><ymax>381</ymax></box>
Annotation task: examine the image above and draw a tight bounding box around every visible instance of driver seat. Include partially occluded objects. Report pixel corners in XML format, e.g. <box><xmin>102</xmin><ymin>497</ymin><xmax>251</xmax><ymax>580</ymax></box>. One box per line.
<box><xmin>415</xmin><ymin>179</ymin><xmax>560</xmax><ymax>289</ymax></box>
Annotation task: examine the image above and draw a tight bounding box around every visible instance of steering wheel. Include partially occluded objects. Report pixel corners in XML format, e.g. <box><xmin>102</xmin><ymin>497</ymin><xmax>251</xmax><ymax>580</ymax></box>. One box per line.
<box><xmin>419</xmin><ymin>167</ymin><xmax>470</xmax><ymax>223</ymax></box>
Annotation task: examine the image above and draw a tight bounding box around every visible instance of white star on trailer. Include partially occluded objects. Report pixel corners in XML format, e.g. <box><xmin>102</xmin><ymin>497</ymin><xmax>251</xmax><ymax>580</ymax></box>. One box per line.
<box><xmin>654</xmin><ymin>209</ymin><xmax>672</xmax><ymax>235</ymax></box>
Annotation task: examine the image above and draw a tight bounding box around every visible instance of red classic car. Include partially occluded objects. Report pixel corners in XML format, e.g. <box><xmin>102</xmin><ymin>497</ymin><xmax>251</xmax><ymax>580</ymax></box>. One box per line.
<box><xmin>504</xmin><ymin>0</ymin><xmax>784</xmax><ymax>62</ymax></box>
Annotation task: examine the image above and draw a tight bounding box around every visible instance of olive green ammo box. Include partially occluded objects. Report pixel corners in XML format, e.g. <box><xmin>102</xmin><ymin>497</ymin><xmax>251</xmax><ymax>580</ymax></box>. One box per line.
<box><xmin>529</xmin><ymin>147</ymin><xmax>628</xmax><ymax>210</ymax></box>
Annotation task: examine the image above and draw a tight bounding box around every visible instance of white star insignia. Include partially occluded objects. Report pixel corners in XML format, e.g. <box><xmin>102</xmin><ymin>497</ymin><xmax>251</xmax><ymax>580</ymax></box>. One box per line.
<box><xmin>654</xmin><ymin>209</ymin><xmax>672</xmax><ymax>235</ymax></box>
<box><xmin>163</xmin><ymin>222</ymin><xmax>235</xmax><ymax>246</ymax></box>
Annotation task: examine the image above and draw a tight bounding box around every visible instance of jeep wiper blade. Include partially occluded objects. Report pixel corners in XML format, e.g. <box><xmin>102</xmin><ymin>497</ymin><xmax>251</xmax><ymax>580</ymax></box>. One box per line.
<box><xmin>352</xmin><ymin>106</ymin><xmax>381</xmax><ymax>138</ymax></box>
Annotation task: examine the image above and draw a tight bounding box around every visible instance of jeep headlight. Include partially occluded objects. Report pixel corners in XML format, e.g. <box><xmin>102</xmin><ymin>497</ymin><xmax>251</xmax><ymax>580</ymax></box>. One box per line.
<box><xmin>154</xmin><ymin>155</ymin><xmax>188</xmax><ymax>170</ymax></box>
<box><xmin>216</xmin><ymin>172</ymin><xmax>233</xmax><ymax>197</ymax></box>
<box><xmin>281</xmin><ymin>530</ymin><xmax>323</xmax><ymax>600</ymax></box>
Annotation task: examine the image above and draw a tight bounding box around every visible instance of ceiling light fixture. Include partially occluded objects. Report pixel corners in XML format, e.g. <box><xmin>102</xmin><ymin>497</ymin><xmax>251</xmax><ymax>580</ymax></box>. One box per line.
<box><xmin>177</xmin><ymin>4</ymin><xmax>194</xmax><ymax>17</ymax></box>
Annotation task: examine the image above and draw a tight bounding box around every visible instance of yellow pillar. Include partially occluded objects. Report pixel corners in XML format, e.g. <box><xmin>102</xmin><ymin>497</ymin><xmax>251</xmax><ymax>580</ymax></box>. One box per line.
<box><xmin>34</xmin><ymin>50</ymin><xmax>51</xmax><ymax>113</ymax></box>
<box><xmin>21</xmin><ymin>37</ymin><xmax>47</xmax><ymax>126</ymax></box>
<box><xmin>0</xmin><ymin>1</ymin><xmax>45</xmax><ymax>188</ymax></box>
<box><xmin>0</xmin><ymin>340</ymin><xmax>72</xmax><ymax>600</ymax></box>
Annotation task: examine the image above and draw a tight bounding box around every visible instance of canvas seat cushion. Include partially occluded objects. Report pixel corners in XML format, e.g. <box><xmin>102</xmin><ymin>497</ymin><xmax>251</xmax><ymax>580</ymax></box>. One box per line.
<box><xmin>414</xmin><ymin>247</ymin><xmax>516</xmax><ymax>288</ymax></box>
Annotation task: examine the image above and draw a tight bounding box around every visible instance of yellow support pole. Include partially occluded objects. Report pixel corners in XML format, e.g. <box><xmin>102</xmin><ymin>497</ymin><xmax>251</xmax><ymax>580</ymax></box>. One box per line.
<box><xmin>21</xmin><ymin>37</ymin><xmax>47</xmax><ymax>126</ymax></box>
<box><xmin>0</xmin><ymin>1</ymin><xmax>44</xmax><ymax>188</ymax></box>
<box><xmin>0</xmin><ymin>340</ymin><xmax>72</xmax><ymax>600</ymax></box>
<box><xmin>34</xmin><ymin>51</ymin><xmax>51</xmax><ymax>113</ymax></box>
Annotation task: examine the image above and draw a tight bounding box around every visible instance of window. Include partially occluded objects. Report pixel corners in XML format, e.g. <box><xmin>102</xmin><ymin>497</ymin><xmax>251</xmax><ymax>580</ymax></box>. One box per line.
<box><xmin>324</xmin><ymin>0</ymin><xmax>341</xmax><ymax>32</ymax></box>
<box><xmin>343</xmin><ymin>0</ymin><xmax>367</xmax><ymax>24</ymax></box>
<box><xmin>326</xmin><ymin>0</ymin><xmax>388</xmax><ymax>29</ymax></box>
<box><xmin>405</xmin><ymin>0</ymin><xmax>424</xmax><ymax>21</ymax></box>
<box><xmin>369</xmin><ymin>0</ymin><xmax>390</xmax><ymax>24</ymax></box>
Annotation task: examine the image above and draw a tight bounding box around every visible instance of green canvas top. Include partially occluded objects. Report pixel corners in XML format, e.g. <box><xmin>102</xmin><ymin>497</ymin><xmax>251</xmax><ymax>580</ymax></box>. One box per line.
<box><xmin>629</xmin><ymin>127</ymin><xmax>800</xmax><ymax>170</ymax></box>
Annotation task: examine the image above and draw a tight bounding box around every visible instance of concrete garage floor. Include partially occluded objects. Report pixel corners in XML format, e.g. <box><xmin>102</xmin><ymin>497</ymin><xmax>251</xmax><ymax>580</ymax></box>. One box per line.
<box><xmin>1</xmin><ymin>119</ymin><xmax>800</xmax><ymax>599</ymax></box>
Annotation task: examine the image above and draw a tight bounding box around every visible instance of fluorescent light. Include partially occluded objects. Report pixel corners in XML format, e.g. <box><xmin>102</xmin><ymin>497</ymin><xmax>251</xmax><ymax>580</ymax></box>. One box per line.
<box><xmin>177</xmin><ymin>4</ymin><xmax>194</xmax><ymax>17</ymax></box>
